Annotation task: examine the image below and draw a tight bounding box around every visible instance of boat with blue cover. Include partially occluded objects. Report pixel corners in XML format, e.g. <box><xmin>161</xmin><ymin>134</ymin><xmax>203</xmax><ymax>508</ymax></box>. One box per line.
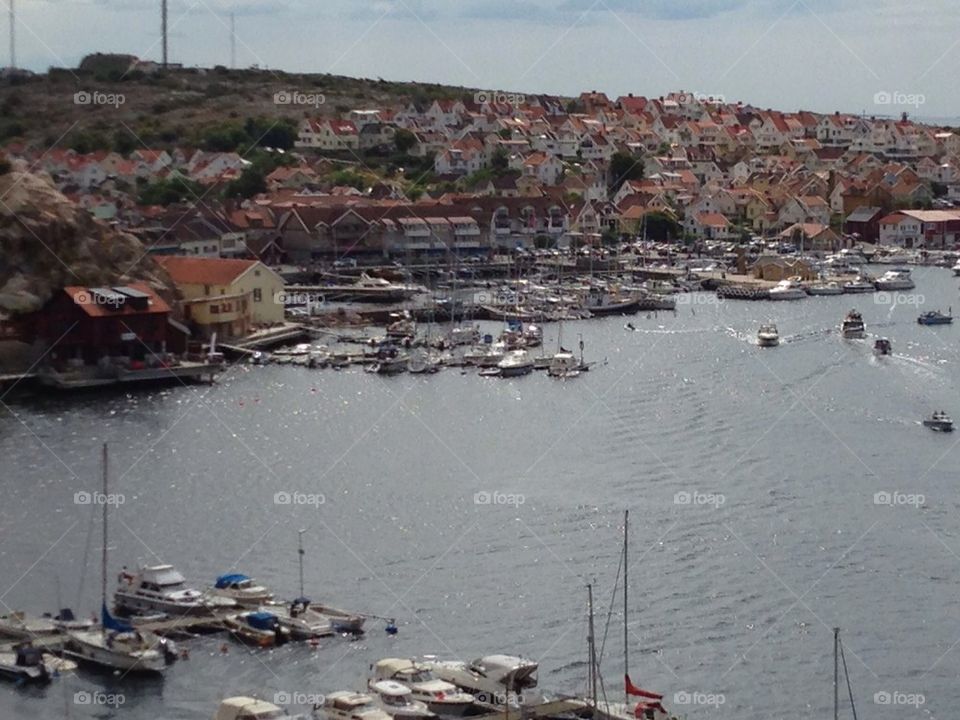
<box><xmin>210</xmin><ymin>573</ymin><xmax>274</xmax><ymax>607</ymax></box>
<box><xmin>224</xmin><ymin>610</ymin><xmax>290</xmax><ymax>647</ymax></box>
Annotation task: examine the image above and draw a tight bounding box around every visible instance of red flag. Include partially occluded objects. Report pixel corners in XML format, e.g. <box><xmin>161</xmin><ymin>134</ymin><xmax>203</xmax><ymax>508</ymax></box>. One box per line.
<box><xmin>625</xmin><ymin>675</ymin><xmax>663</xmax><ymax>700</ymax></box>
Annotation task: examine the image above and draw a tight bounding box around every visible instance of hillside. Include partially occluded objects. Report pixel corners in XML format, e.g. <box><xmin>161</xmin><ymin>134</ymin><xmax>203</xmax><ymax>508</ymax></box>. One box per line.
<box><xmin>0</xmin><ymin>60</ymin><xmax>518</xmax><ymax>153</ymax></box>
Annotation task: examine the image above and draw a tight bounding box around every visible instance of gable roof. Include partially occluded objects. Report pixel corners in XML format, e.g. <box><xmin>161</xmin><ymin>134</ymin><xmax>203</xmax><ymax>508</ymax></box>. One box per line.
<box><xmin>155</xmin><ymin>256</ymin><xmax>260</xmax><ymax>286</ymax></box>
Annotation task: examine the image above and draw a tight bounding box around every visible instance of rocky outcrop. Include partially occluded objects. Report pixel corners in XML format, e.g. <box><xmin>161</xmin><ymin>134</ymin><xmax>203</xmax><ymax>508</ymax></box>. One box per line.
<box><xmin>0</xmin><ymin>170</ymin><xmax>173</xmax><ymax>314</ymax></box>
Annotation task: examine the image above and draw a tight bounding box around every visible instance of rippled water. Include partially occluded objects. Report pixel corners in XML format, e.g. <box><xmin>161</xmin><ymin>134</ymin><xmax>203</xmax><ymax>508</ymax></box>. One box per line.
<box><xmin>2</xmin><ymin>266</ymin><xmax>959</xmax><ymax>720</ymax></box>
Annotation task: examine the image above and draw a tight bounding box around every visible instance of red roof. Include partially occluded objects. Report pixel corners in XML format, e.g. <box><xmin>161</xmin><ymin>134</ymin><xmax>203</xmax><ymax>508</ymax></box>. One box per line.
<box><xmin>155</xmin><ymin>256</ymin><xmax>258</xmax><ymax>285</ymax></box>
<box><xmin>63</xmin><ymin>282</ymin><xmax>170</xmax><ymax>318</ymax></box>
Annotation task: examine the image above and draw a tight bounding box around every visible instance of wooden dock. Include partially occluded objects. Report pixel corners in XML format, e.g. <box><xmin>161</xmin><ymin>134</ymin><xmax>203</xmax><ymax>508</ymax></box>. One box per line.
<box><xmin>471</xmin><ymin>698</ymin><xmax>591</xmax><ymax>720</ymax></box>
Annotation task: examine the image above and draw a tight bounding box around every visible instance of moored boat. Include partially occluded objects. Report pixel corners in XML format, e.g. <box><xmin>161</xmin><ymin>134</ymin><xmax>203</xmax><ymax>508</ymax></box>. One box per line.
<box><xmin>214</xmin><ymin>696</ymin><xmax>310</xmax><ymax>720</ymax></box>
<box><xmin>842</xmin><ymin>277</ymin><xmax>875</xmax><ymax>294</ymax></box>
<box><xmin>421</xmin><ymin>655</ymin><xmax>539</xmax><ymax>707</ymax></box>
<box><xmin>369</xmin><ymin>658</ymin><xmax>475</xmax><ymax>716</ymax></box>
<box><xmin>321</xmin><ymin>692</ymin><xmax>393</xmax><ymax>720</ymax></box>
<box><xmin>115</xmin><ymin>563</ymin><xmax>235</xmax><ymax>616</ymax></box>
<box><xmin>210</xmin><ymin>574</ymin><xmax>274</xmax><ymax>607</ymax></box>
<box><xmin>873</xmin><ymin>338</ymin><xmax>892</xmax><ymax>356</ymax></box>
<box><xmin>224</xmin><ymin>611</ymin><xmax>290</xmax><ymax>648</ymax></box>
<box><xmin>369</xmin><ymin>680</ymin><xmax>436</xmax><ymax>720</ymax></box>
<box><xmin>768</xmin><ymin>278</ymin><xmax>805</xmax><ymax>301</ymax></box>
<box><xmin>917</xmin><ymin>309</ymin><xmax>953</xmax><ymax>325</ymax></box>
<box><xmin>497</xmin><ymin>350</ymin><xmax>534</xmax><ymax>378</ymax></box>
<box><xmin>874</xmin><ymin>268</ymin><xmax>914</xmax><ymax>290</ymax></box>
<box><xmin>806</xmin><ymin>281</ymin><xmax>843</xmax><ymax>296</ymax></box>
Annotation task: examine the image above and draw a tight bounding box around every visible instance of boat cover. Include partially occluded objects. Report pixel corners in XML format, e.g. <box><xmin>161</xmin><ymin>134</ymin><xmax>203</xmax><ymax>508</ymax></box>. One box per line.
<box><xmin>215</xmin><ymin>573</ymin><xmax>250</xmax><ymax>588</ymax></box>
<box><xmin>245</xmin><ymin>611</ymin><xmax>278</xmax><ymax>630</ymax></box>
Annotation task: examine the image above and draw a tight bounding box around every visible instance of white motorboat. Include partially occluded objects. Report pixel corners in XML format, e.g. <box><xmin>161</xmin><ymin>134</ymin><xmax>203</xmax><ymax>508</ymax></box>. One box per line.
<box><xmin>214</xmin><ymin>696</ymin><xmax>310</xmax><ymax>720</ymax></box>
<box><xmin>756</xmin><ymin>324</ymin><xmax>780</xmax><ymax>347</ymax></box>
<box><xmin>0</xmin><ymin>609</ymin><xmax>92</xmax><ymax>640</ymax></box>
<box><xmin>874</xmin><ymin>268</ymin><xmax>915</xmax><ymax>290</ymax></box>
<box><xmin>369</xmin><ymin>658</ymin><xmax>475</xmax><ymax>716</ymax></box>
<box><xmin>0</xmin><ymin>643</ymin><xmax>73</xmax><ymax>685</ymax></box>
<box><xmin>224</xmin><ymin>611</ymin><xmax>290</xmax><ymax>648</ymax></box>
<box><xmin>768</xmin><ymin>278</ymin><xmax>805</xmax><ymax>301</ymax></box>
<box><xmin>66</xmin><ymin>444</ymin><xmax>177</xmax><ymax>674</ymax></box>
<box><xmin>547</xmin><ymin>349</ymin><xmax>581</xmax><ymax>377</ymax></box>
<box><xmin>497</xmin><ymin>350</ymin><xmax>534</xmax><ymax>378</ymax></box>
<box><xmin>322</xmin><ymin>692</ymin><xmax>393</xmax><ymax>720</ymax></box>
<box><xmin>463</xmin><ymin>343</ymin><xmax>505</xmax><ymax>368</ymax></box>
<box><xmin>806</xmin><ymin>281</ymin><xmax>843</xmax><ymax>296</ymax></box>
<box><xmin>422</xmin><ymin>655</ymin><xmax>539</xmax><ymax>707</ymax></box>
<box><xmin>841</xmin><ymin>310</ymin><xmax>866</xmax><ymax>339</ymax></box>
<box><xmin>923</xmin><ymin>411</ymin><xmax>954</xmax><ymax>432</ymax></box>
<box><xmin>210</xmin><ymin>574</ymin><xmax>274</xmax><ymax>607</ymax></box>
<box><xmin>521</xmin><ymin>324</ymin><xmax>543</xmax><ymax>348</ymax></box>
<box><xmin>367</xmin><ymin>355</ymin><xmax>408</xmax><ymax>376</ymax></box>
<box><xmin>447</xmin><ymin>325</ymin><xmax>481</xmax><ymax>347</ymax></box>
<box><xmin>842</xmin><ymin>277</ymin><xmax>875</xmax><ymax>294</ymax></box>
<box><xmin>369</xmin><ymin>680</ymin><xmax>436</xmax><ymax>720</ymax></box>
<box><xmin>953</xmin><ymin>260</ymin><xmax>960</xmax><ymax>277</ymax></box>
<box><xmin>407</xmin><ymin>352</ymin><xmax>441</xmax><ymax>374</ymax></box>
<box><xmin>115</xmin><ymin>563</ymin><xmax>236</xmax><ymax>616</ymax></box>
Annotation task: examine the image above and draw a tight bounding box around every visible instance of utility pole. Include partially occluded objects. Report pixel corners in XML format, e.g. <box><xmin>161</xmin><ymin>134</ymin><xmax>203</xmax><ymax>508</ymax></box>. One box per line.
<box><xmin>161</xmin><ymin>0</ymin><xmax>168</xmax><ymax>68</ymax></box>
<box><xmin>229</xmin><ymin>11</ymin><xmax>236</xmax><ymax>69</ymax></box>
<box><xmin>8</xmin><ymin>0</ymin><xmax>14</xmax><ymax>69</ymax></box>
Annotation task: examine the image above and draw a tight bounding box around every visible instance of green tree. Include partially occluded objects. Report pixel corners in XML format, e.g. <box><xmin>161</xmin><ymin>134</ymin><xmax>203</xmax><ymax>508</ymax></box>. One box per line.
<box><xmin>394</xmin><ymin>128</ymin><xmax>417</xmax><ymax>154</ymax></box>
<box><xmin>608</xmin><ymin>151</ymin><xmax>644</xmax><ymax>193</ymax></box>
<box><xmin>138</xmin><ymin>176</ymin><xmax>203</xmax><ymax>205</ymax></box>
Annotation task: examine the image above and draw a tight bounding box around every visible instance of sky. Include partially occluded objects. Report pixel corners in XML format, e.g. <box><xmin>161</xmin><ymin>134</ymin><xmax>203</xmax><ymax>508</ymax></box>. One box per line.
<box><xmin>9</xmin><ymin>0</ymin><xmax>960</xmax><ymax>120</ymax></box>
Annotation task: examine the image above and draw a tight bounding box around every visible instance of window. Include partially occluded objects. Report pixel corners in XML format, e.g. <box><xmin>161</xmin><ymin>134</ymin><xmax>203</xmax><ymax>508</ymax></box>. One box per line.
<box><xmin>253</xmin><ymin>288</ymin><xmax>262</xmax><ymax>302</ymax></box>
<box><xmin>210</xmin><ymin>305</ymin><xmax>219</xmax><ymax>314</ymax></box>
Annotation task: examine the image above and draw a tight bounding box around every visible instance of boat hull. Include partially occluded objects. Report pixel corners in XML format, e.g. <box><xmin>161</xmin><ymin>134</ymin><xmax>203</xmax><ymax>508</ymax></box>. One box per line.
<box><xmin>65</xmin><ymin>633</ymin><xmax>167</xmax><ymax>673</ymax></box>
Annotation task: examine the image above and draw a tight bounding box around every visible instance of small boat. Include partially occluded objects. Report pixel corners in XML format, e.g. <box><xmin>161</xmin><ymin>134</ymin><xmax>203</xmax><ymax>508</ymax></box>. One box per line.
<box><xmin>224</xmin><ymin>611</ymin><xmax>290</xmax><ymax>647</ymax></box>
<box><xmin>407</xmin><ymin>352</ymin><xmax>441</xmax><ymax>374</ymax></box>
<box><xmin>547</xmin><ymin>348</ymin><xmax>581</xmax><ymax>377</ymax></box>
<box><xmin>497</xmin><ymin>350</ymin><xmax>534</xmax><ymax>378</ymax></box>
<box><xmin>841</xmin><ymin>310</ymin><xmax>866</xmax><ymax>339</ymax></box>
<box><xmin>210</xmin><ymin>574</ymin><xmax>274</xmax><ymax>607</ymax></box>
<box><xmin>0</xmin><ymin>643</ymin><xmax>52</xmax><ymax>685</ymax></box>
<box><xmin>756</xmin><ymin>324</ymin><xmax>780</xmax><ymax>347</ymax></box>
<box><xmin>953</xmin><ymin>260</ymin><xmax>960</xmax><ymax>277</ymax></box>
<box><xmin>369</xmin><ymin>658</ymin><xmax>475</xmax><ymax>716</ymax></box>
<box><xmin>521</xmin><ymin>324</ymin><xmax>543</xmax><ymax>348</ymax></box>
<box><xmin>874</xmin><ymin>268</ymin><xmax>915</xmax><ymax>290</ymax></box>
<box><xmin>922</xmin><ymin>410</ymin><xmax>954</xmax><ymax>432</ymax></box>
<box><xmin>873</xmin><ymin>338</ymin><xmax>892</xmax><ymax>356</ymax></box>
<box><xmin>842</xmin><ymin>277</ymin><xmax>875</xmax><ymax>294</ymax></box>
<box><xmin>806</xmin><ymin>281</ymin><xmax>843</xmax><ymax>296</ymax></box>
<box><xmin>917</xmin><ymin>309</ymin><xmax>953</xmax><ymax>325</ymax></box>
<box><xmin>386</xmin><ymin>312</ymin><xmax>416</xmax><ymax>339</ymax></box>
<box><xmin>768</xmin><ymin>278</ymin><xmax>805</xmax><ymax>301</ymax></box>
<box><xmin>368</xmin><ymin>356</ymin><xmax>408</xmax><ymax>375</ymax></box>
<box><xmin>532</xmin><ymin>353</ymin><xmax>553</xmax><ymax>370</ymax></box>
<box><xmin>321</xmin><ymin>692</ymin><xmax>393</xmax><ymax>720</ymax></box>
<box><xmin>422</xmin><ymin>655</ymin><xmax>539</xmax><ymax>708</ymax></box>
<box><xmin>214</xmin><ymin>696</ymin><xmax>310</xmax><ymax>720</ymax></box>
<box><xmin>115</xmin><ymin>563</ymin><xmax>236</xmax><ymax>616</ymax></box>
<box><xmin>369</xmin><ymin>680</ymin><xmax>436</xmax><ymax>720</ymax></box>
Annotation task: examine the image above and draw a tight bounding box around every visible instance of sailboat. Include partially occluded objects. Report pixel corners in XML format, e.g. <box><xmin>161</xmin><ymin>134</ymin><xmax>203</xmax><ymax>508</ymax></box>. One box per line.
<box><xmin>586</xmin><ymin>511</ymin><xmax>669</xmax><ymax>720</ymax></box>
<box><xmin>65</xmin><ymin>444</ymin><xmax>176</xmax><ymax>674</ymax></box>
<box><xmin>832</xmin><ymin>628</ymin><xmax>859</xmax><ymax>720</ymax></box>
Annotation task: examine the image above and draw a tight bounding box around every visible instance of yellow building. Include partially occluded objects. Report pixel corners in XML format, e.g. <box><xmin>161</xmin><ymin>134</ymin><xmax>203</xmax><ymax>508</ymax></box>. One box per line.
<box><xmin>156</xmin><ymin>256</ymin><xmax>285</xmax><ymax>339</ymax></box>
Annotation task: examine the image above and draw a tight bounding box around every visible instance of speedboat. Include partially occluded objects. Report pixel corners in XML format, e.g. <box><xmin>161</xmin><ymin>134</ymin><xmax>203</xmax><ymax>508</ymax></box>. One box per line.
<box><xmin>923</xmin><ymin>411</ymin><xmax>954</xmax><ymax>432</ymax></box>
<box><xmin>874</xmin><ymin>268</ymin><xmax>915</xmax><ymax>290</ymax></box>
<box><xmin>547</xmin><ymin>349</ymin><xmax>581</xmax><ymax>377</ymax></box>
<box><xmin>497</xmin><ymin>350</ymin><xmax>534</xmax><ymax>378</ymax></box>
<box><xmin>369</xmin><ymin>681</ymin><xmax>436</xmax><ymax>720</ymax></box>
<box><xmin>224</xmin><ymin>611</ymin><xmax>290</xmax><ymax>648</ymax></box>
<box><xmin>321</xmin><ymin>692</ymin><xmax>393</xmax><ymax>720</ymax></box>
<box><xmin>841</xmin><ymin>310</ymin><xmax>866</xmax><ymax>339</ymax></box>
<box><xmin>214</xmin><ymin>696</ymin><xmax>310</xmax><ymax>720</ymax></box>
<box><xmin>768</xmin><ymin>279</ymin><xmax>805</xmax><ymax>301</ymax></box>
<box><xmin>210</xmin><ymin>574</ymin><xmax>274</xmax><ymax>607</ymax></box>
<box><xmin>266</xmin><ymin>597</ymin><xmax>364</xmax><ymax>639</ymax></box>
<box><xmin>842</xmin><ymin>277</ymin><xmax>875</xmax><ymax>294</ymax></box>
<box><xmin>521</xmin><ymin>324</ymin><xmax>543</xmax><ymax>348</ymax></box>
<box><xmin>806</xmin><ymin>281</ymin><xmax>843</xmax><ymax>296</ymax></box>
<box><xmin>115</xmin><ymin>564</ymin><xmax>236</xmax><ymax>616</ymax></box>
<box><xmin>0</xmin><ymin>643</ymin><xmax>53</xmax><ymax>685</ymax></box>
<box><xmin>369</xmin><ymin>659</ymin><xmax>475</xmax><ymax>716</ymax></box>
<box><xmin>917</xmin><ymin>309</ymin><xmax>953</xmax><ymax>325</ymax></box>
<box><xmin>756</xmin><ymin>324</ymin><xmax>780</xmax><ymax>347</ymax></box>
<box><xmin>953</xmin><ymin>259</ymin><xmax>960</xmax><ymax>277</ymax></box>
<box><xmin>873</xmin><ymin>338</ymin><xmax>892</xmax><ymax>356</ymax></box>
<box><xmin>368</xmin><ymin>356</ymin><xmax>408</xmax><ymax>375</ymax></box>
<box><xmin>422</xmin><ymin>655</ymin><xmax>539</xmax><ymax>707</ymax></box>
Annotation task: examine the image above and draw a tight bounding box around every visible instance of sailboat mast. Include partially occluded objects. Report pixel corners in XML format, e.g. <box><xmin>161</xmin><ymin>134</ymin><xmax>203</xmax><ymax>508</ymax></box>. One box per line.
<box><xmin>298</xmin><ymin>529</ymin><xmax>306</xmax><ymax>598</ymax></box>
<box><xmin>623</xmin><ymin>509</ymin><xmax>629</xmax><ymax>706</ymax></box>
<box><xmin>101</xmin><ymin>443</ymin><xmax>108</xmax><ymax>607</ymax></box>
<box><xmin>833</xmin><ymin>627</ymin><xmax>839</xmax><ymax>720</ymax></box>
<box><xmin>587</xmin><ymin>583</ymin><xmax>598</xmax><ymax>705</ymax></box>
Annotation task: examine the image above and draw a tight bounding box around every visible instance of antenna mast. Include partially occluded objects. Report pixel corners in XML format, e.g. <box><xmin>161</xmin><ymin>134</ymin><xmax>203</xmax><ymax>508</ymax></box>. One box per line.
<box><xmin>161</xmin><ymin>0</ymin><xmax>168</xmax><ymax>68</ymax></box>
<box><xmin>8</xmin><ymin>0</ymin><xmax>14</xmax><ymax>69</ymax></box>
<box><xmin>230</xmin><ymin>11</ymin><xmax>236</xmax><ymax>69</ymax></box>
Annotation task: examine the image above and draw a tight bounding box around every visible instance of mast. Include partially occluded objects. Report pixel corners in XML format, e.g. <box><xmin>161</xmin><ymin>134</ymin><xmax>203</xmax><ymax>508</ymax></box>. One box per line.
<box><xmin>623</xmin><ymin>509</ymin><xmax>629</xmax><ymax>705</ymax></box>
<box><xmin>101</xmin><ymin>443</ymin><xmax>109</xmax><ymax>607</ymax></box>
<box><xmin>587</xmin><ymin>583</ymin><xmax>598</xmax><ymax>706</ymax></box>
<box><xmin>833</xmin><ymin>627</ymin><xmax>839</xmax><ymax>720</ymax></box>
<box><xmin>297</xmin><ymin>529</ymin><xmax>306</xmax><ymax>598</ymax></box>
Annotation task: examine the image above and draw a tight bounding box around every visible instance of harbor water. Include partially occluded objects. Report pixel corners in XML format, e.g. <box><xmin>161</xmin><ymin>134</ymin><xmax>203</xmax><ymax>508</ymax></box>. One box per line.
<box><xmin>2</xmin><ymin>266</ymin><xmax>959</xmax><ymax>719</ymax></box>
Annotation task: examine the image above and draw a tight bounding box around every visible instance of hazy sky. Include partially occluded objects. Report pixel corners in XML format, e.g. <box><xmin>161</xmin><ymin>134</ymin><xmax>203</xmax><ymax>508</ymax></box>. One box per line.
<box><xmin>11</xmin><ymin>0</ymin><xmax>960</xmax><ymax>119</ymax></box>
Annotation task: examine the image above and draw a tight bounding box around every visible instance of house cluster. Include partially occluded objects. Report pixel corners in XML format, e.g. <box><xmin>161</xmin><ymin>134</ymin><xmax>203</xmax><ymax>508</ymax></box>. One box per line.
<box><xmin>7</xmin><ymin>89</ymin><xmax>960</xmax><ymax>269</ymax></box>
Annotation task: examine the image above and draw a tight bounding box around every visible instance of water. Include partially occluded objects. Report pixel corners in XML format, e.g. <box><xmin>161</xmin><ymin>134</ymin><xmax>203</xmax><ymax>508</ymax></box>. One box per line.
<box><xmin>2</xmin><ymin>266</ymin><xmax>959</xmax><ymax>720</ymax></box>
